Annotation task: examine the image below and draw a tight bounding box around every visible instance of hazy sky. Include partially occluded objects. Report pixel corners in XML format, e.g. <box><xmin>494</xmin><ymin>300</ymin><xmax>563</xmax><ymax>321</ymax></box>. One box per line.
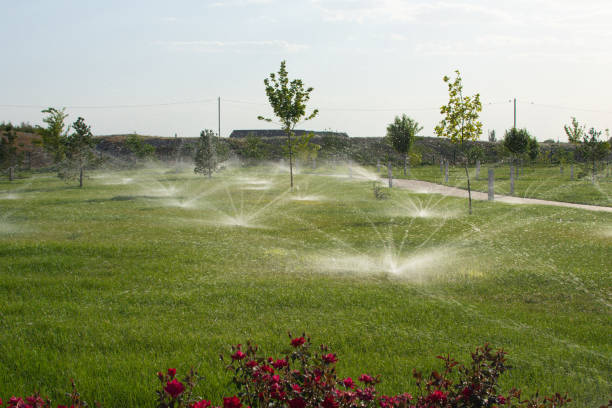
<box><xmin>1</xmin><ymin>0</ymin><xmax>611</xmax><ymax>140</ymax></box>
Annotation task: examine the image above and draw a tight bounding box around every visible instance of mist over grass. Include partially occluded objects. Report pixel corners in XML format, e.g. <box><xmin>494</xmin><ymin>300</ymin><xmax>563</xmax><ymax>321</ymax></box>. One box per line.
<box><xmin>0</xmin><ymin>164</ymin><xmax>610</xmax><ymax>407</ymax></box>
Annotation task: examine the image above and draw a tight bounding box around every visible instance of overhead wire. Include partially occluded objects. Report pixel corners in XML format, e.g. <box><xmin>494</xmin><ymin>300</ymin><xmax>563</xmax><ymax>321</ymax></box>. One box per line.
<box><xmin>0</xmin><ymin>97</ymin><xmax>610</xmax><ymax>115</ymax></box>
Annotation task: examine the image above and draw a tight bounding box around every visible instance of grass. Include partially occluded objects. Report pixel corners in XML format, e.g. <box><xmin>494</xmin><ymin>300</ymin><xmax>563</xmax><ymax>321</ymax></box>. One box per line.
<box><xmin>0</xmin><ymin>164</ymin><xmax>611</xmax><ymax>407</ymax></box>
<box><xmin>385</xmin><ymin>163</ymin><xmax>612</xmax><ymax>207</ymax></box>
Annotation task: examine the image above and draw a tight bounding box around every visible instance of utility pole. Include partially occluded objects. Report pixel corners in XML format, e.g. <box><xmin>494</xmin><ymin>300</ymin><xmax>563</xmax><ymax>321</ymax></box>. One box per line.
<box><xmin>513</xmin><ymin>98</ymin><xmax>516</xmax><ymax>129</ymax></box>
<box><xmin>218</xmin><ymin>96</ymin><xmax>221</xmax><ymax>140</ymax></box>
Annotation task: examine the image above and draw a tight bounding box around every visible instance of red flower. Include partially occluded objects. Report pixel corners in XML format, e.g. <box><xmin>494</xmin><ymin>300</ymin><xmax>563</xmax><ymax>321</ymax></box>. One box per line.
<box><xmin>261</xmin><ymin>365</ymin><xmax>274</xmax><ymax>374</ymax></box>
<box><xmin>272</xmin><ymin>359</ymin><xmax>288</xmax><ymax>369</ymax></box>
<box><xmin>291</xmin><ymin>384</ymin><xmax>302</xmax><ymax>393</ymax></box>
<box><xmin>167</xmin><ymin>368</ymin><xmax>177</xmax><ymax>378</ymax></box>
<box><xmin>271</xmin><ymin>375</ymin><xmax>281</xmax><ymax>383</ymax></box>
<box><xmin>291</xmin><ymin>337</ymin><xmax>306</xmax><ymax>347</ymax></box>
<box><xmin>461</xmin><ymin>386</ymin><xmax>472</xmax><ymax>398</ymax></box>
<box><xmin>497</xmin><ymin>395</ymin><xmax>507</xmax><ymax>404</ymax></box>
<box><xmin>425</xmin><ymin>390</ymin><xmax>447</xmax><ymax>403</ymax></box>
<box><xmin>271</xmin><ymin>391</ymin><xmax>286</xmax><ymax>400</ymax></box>
<box><xmin>321</xmin><ymin>353</ymin><xmax>338</xmax><ymax>364</ymax></box>
<box><xmin>232</xmin><ymin>350</ymin><xmax>246</xmax><ymax>360</ymax></box>
<box><xmin>164</xmin><ymin>378</ymin><xmax>185</xmax><ymax>398</ymax></box>
<box><xmin>288</xmin><ymin>397</ymin><xmax>306</xmax><ymax>408</ymax></box>
<box><xmin>223</xmin><ymin>396</ymin><xmax>242</xmax><ymax>408</ymax></box>
<box><xmin>342</xmin><ymin>377</ymin><xmax>354</xmax><ymax>388</ymax></box>
<box><xmin>192</xmin><ymin>400</ymin><xmax>212</xmax><ymax>408</ymax></box>
<box><xmin>357</xmin><ymin>388</ymin><xmax>374</xmax><ymax>401</ymax></box>
<box><xmin>8</xmin><ymin>397</ymin><xmax>23</xmax><ymax>407</ymax></box>
<box><xmin>157</xmin><ymin>371</ymin><xmax>164</xmax><ymax>380</ymax></box>
<box><xmin>246</xmin><ymin>360</ymin><xmax>258</xmax><ymax>368</ymax></box>
<box><xmin>322</xmin><ymin>394</ymin><xmax>339</xmax><ymax>408</ymax></box>
<box><xmin>379</xmin><ymin>395</ymin><xmax>395</xmax><ymax>408</ymax></box>
<box><xmin>358</xmin><ymin>374</ymin><xmax>374</xmax><ymax>384</ymax></box>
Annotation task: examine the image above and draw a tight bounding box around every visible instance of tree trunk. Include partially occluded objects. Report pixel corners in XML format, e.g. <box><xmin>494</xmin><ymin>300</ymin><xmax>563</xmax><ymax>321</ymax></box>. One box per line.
<box><xmin>593</xmin><ymin>158</ymin><xmax>596</xmax><ymax>183</ymax></box>
<box><xmin>464</xmin><ymin>162</ymin><xmax>472</xmax><ymax>215</ymax></box>
<box><xmin>287</xmin><ymin>131</ymin><xmax>294</xmax><ymax>191</ymax></box>
<box><xmin>9</xmin><ymin>166</ymin><xmax>14</xmax><ymax>182</ymax></box>
<box><xmin>387</xmin><ymin>162</ymin><xmax>392</xmax><ymax>188</ymax></box>
<box><xmin>403</xmin><ymin>153</ymin><xmax>407</xmax><ymax>176</ymax></box>
<box><xmin>79</xmin><ymin>166</ymin><xmax>83</xmax><ymax>188</ymax></box>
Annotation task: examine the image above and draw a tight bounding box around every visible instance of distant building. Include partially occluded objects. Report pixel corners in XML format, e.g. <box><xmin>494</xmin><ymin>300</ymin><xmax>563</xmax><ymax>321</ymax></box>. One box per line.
<box><xmin>229</xmin><ymin>129</ymin><xmax>349</xmax><ymax>138</ymax></box>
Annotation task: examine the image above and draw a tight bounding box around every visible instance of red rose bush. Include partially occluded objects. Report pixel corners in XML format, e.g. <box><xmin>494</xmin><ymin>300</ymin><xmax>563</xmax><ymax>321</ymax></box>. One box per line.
<box><xmin>2</xmin><ymin>333</ymin><xmax>607</xmax><ymax>408</ymax></box>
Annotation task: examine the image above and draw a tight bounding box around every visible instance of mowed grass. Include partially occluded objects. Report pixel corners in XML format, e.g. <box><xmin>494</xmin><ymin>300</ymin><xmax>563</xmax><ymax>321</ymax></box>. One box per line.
<box><xmin>386</xmin><ymin>163</ymin><xmax>612</xmax><ymax>207</ymax></box>
<box><xmin>0</xmin><ymin>165</ymin><xmax>611</xmax><ymax>407</ymax></box>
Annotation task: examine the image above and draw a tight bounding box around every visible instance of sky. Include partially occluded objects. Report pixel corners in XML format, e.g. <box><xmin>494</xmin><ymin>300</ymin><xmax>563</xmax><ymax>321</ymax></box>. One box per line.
<box><xmin>1</xmin><ymin>0</ymin><xmax>611</xmax><ymax>141</ymax></box>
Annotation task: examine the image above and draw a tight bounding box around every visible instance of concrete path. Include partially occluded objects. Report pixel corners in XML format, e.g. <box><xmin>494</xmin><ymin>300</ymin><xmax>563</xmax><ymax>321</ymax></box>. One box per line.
<box><xmin>384</xmin><ymin>178</ymin><xmax>612</xmax><ymax>213</ymax></box>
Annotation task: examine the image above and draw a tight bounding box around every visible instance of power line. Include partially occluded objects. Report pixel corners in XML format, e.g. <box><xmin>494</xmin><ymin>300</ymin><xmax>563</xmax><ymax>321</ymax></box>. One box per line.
<box><xmin>0</xmin><ymin>98</ymin><xmax>217</xmax><ymax>109</ymax></box>
<box><xmin>517</xmin><ymin>100</ymin><xmax>612</xmax><ymax>115</ymax></box>
<box><xmin>1</xmin><ymin>96</ymin><xmax>609</xmax><ymax>115</ymax></box>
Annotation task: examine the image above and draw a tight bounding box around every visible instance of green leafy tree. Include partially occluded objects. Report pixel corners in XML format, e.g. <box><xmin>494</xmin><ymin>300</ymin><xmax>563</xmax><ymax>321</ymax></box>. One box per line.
<box><xmin>258</xmin><ymin>60</ymin><xmax>318</xmax><ymax>190</ymax></box>
<box><xmin>194</xmin><ymin>129</ymin><xmax>216</xmax><ymax>178</ymax></box>
<box><xmin>564</xmin><ymin>117</ymin><xmax>585</xmax><ymax>144</ymax></box>
<box><xmin>467</xmin><ymin>144</ymin><xmax>484</xmax><ymax>165</ymax></box>
<box><xmin>125</xmin><ymin>133</ymin><xmax>156</xmax><ymax>160</ymax></box>
<box><xmin>503</xmin><ymin>128</ymin><xmax>530</xmax><ymax>157</ymax></box>
<box><xmin>0</xmin><ymin>124</ymin><xmax>22</xmax><ymax>181</ymax></box>
<box><xmin>434</xmin><ymin>70</ymin><xmax>482</xmax><ymax>214</ymax></box>
<box><xmin>62</xmin><ymin>117</ymin><xmax>96</xmax><ymax>187</ymax></box>
<box><xmin>386</xmin><ymin>114</ymin><xmax>422</xmax><ymax>176</ymax></box>
<box><xmin>503</xmin><ymin>128</ymin><xmax>530</xmax><ymax>174</ymax></box>
<box><xmin>527</xmin><ymin>136</ymin><xmax>540</xmax><ymax>162</ymax></box>
<box><xmin>294</xmin><ymin>132</ymin><xmax>321</xmax><ymax>168</ymax></box>
<box><xmin>37</xmin><ymin>107</ymin><xmax>69</xmax><ymax>163</ymax></box>
<box><xmin>579</xmin><ymin>127</ymin><xmax>610</xmax><ymax>182</ymax></box>
<box><xmin>241</xmin><ymin>133</ymin><xmax>265</xmax><ymax>165</ymax></box>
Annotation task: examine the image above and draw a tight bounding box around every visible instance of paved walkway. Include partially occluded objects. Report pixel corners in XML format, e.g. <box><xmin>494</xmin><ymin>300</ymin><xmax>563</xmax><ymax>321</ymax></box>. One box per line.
<box><xmin>384</xmin><ymin>178</ymin><xmax>612</xmax><ymax>213</ymax></box>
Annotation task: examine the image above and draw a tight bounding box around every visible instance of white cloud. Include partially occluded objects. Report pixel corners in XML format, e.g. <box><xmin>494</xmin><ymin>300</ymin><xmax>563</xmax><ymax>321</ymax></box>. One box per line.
<box><xmin>157</xmin><ymin>40</ymin><xmax>309</xmax><ymax>53</ymax></box>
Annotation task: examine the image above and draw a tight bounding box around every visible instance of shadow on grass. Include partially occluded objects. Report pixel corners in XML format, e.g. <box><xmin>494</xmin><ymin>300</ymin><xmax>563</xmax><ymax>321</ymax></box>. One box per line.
<box><xmin>87</xmin><ymin>195</ymin><xmax>180</xmax><ymax>203</ymax></box>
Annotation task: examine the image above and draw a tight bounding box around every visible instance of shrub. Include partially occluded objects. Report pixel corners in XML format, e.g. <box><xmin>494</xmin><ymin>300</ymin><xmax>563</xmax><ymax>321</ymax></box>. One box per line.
<box><xmin>372</xmin><ymin>181</ymin><xmax>390</xmax><ymax>200</ymax></box>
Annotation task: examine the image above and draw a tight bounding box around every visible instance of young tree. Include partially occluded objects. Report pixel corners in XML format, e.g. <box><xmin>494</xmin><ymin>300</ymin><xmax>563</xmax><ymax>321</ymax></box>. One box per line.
<box><xmin>527</xmin><ymin>136</ymin><xmax>540</xmax><ymax>162</ymax></box>
<box><xmin>125</xmin><ymin>133</ymin><xmax>156</xmax><ymax>160</ymax></box>
<box><xmin>467</xmin><ymin>144</ymin><xmax>484</xmax><ymax>165</ymax></box>
<box><xmin>64</xmin><ymin>117</ymin><xmax>96</xmax><ymax>187</ymax></box>
<box><xmin>241</xmin><ymin>133</ymin><xmax>266</xmax><ymax>165</ymax></box>
<box><xmin>563</xmin><ymin>117</ymin><xmax>585</xmax><ymax>144</ymax></box>
<box><xmin>37</xmin><ymin>107</ymin><xmax>69</xmax><ymax>163</ymax></box>
<box><xmin>579</xmin><ymin>127</ymin><xmax>610</xmax><ymax>182</ymax></box>
<box><xmin>294</xmin><ymin>132</ymin><xmax>321</xmax><ymax>168</ymax></box>
<box><xmin>386</xmin><ymin>114</ymin><xmax>422</xmax><ymax>176</ymax></box>
<box><xmin>434</xmin><ymin>70</ymin><xmax>482</xmax><ymax>214</ymax></box>
<box><xmin>258</xmin><ymin>60</ymin><xmax>318</xmax><ymax>190</ymax></box>
<box><xmin>194</xmin><ymin>129</ymin><xmax>216</xmax><ymax>178</ymax></box>
<box><xmin>488</xmin><ymin>129</ymin><xmax>496</xmax><ymax>143</ymax></box>
<box><xmin>503</xmin><ymin>128</ymin><xmax>530</xmax><ymax>162</ymax></box>
<box><xmin>0</xmin><ymin>124</ymin><xmax>22</xmax><ymax>181</ymax></box>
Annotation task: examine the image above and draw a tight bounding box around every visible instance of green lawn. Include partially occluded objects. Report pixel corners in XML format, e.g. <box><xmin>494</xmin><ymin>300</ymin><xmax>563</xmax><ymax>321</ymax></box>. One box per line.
<box><xmin>0</xmin><ymin>165</ymin><xmax>610</xmax><ymax>407</ymax></box>
<box><xmin>385</xmin><ymin>163</ymin><xmax>612</xmax><ymax>207</ymax></box>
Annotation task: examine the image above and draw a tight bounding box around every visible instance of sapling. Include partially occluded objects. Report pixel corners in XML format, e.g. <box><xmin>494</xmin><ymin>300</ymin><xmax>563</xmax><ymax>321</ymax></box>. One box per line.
<box><xmin>435</xmin><ymin>70</ymin><xmax>482</xmax><ymax>214</ymax></box>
